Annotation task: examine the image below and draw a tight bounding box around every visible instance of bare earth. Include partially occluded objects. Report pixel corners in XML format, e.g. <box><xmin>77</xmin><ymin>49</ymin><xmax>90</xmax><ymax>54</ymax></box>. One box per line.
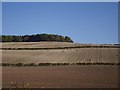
<box><xmin>2</xmin><ymin>65</ymin><xmax>118</xmax><ymax>88</ymax></box>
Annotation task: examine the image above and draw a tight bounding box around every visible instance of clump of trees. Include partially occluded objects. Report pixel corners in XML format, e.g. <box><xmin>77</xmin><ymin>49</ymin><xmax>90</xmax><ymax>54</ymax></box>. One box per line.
<box><xmin>1</xmin><ymin>34</ymin><xmax>73</xmax><ymax>43</ymax></box>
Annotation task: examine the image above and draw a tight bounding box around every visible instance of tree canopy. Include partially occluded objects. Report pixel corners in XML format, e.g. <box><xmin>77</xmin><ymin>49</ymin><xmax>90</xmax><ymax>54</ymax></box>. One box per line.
<box><xmin>1</xmin><ymin>34</ymin><xmax>74</xmax><ymax>43</ymax></box>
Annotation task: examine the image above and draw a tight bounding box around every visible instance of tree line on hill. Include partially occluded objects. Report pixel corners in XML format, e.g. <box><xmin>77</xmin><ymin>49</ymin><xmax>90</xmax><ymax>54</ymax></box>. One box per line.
<box><xmin>1</xmin><ymin>34</ymin><xmax>74</xmax><ymax>43</ymax></box>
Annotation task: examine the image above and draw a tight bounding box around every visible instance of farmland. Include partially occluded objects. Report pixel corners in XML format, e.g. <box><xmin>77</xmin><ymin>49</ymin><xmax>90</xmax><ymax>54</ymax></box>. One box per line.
<box><xmin>1</xmin><ymin>42</ymin><xmax>79</xmax><ymax>49</ymax></box>
<box><xmin>1</xmin><ymin>42</ymin><xmax>119</xmax><ymax>88</ymax></box>
<box><xmin>2</xmin><ymin>48</ymin><xmax>118</xmax><ymax>64</ymax></box>
<box><xmin>1</xmin><ymin>42</ymin><xmax>118</xmax><ymax>49</ymax></box>
<box><xmin>2</xmin><ymin>65</ymin><xmax>118</xmax><ymax>88</ymax></box>
<box><xmin>1</xmin><ymin>42</ymin><xmax>119</xmax><ymax>64</ymax></box>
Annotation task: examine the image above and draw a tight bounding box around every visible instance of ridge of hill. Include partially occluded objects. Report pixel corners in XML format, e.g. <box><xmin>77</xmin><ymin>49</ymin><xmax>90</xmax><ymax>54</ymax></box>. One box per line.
<box><xmin>1</xmin><ymin>42</ymin><xmax>119</xmax><ymax>50</ymax></box>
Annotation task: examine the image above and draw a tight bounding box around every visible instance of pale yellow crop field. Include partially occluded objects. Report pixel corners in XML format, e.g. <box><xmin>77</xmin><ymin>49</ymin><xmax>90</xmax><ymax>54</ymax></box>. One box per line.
<box><xmin>1</xmin><ymin>42</ymin><xmax>80</xmax><ymax>48</ymax></box>
<box><xmin>1</xmin><ymin>42</ymin><xmax>112</xmax><ymax>49</ymax></box>
<box><xmin>1</xmin><ymin>42</ymin><xmax>119</xmax><ymax>64</ymax></box>
<box><xmin>2</xmin><ymin>48</ymin><xmax>118</xmax><ymax>64</ymax></box>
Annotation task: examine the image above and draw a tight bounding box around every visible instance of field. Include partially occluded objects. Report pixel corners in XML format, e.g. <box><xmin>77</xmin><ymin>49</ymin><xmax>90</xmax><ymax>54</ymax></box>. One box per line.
<box><xmin>2</xmin><ymin>48</ymin><xmax>118</xmax><ymax>64</ymax></box>
<box><xmin>1</xmin><ymin>42</ymin><xmax>119</xmax><ymax>88</ymax></box>
<box><xmin>1</xmin><ymin>42</ymin><xmax>119</xmax><ymax>64</ymax></box>
<box><xmin>1</xmin><ymin>42</ymin><xmax>80</xmax><ymax>49</ymax></box>
<box><xmin>1</xmin><ymin>42</ymin><xmax>118</xmax><ymax>49</ymax></box>
<box><xmin>2</xmin><ymin>65</ymin><xmax>118</xmax><ymax>88</ymax></box>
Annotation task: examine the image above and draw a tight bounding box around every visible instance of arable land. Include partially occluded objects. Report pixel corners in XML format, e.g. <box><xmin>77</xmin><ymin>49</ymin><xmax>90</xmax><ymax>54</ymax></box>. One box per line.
<box><xmin>2</xmin><ymin>65</ymin><xmax>118</xmax><ymax>88</ymax></box>
<box><xmin>2</xmin><ymin>48</ymin><xmax>118</xmax><ymax>64</ymax></box>
<box><xmin>1</xmin><ymin>42</ymin><xmax>119</xmax><ymax>88</ymax></box>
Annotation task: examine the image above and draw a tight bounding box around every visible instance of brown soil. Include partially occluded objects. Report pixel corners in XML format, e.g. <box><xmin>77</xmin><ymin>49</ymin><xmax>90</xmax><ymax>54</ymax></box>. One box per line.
<box><xmin>2</xmin><ymin>65</ymin><xmax>118</xmax><ymax>88</ymax></box>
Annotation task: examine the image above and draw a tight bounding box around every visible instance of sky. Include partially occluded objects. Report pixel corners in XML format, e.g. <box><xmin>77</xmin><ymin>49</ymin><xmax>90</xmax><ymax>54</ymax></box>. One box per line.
<box><xmin>0</xmin><ymin>2</ymin><xmax>2</xmax><ymax>35</ymax></box>
<box><xmin>2</xmin><ymin>2</ymin><xmax>118</xmax><ymax>44</ymax></box>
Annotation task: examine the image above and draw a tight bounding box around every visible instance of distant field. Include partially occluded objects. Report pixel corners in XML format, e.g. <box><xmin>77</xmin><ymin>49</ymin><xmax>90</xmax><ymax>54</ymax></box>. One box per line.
<box><xmin>1</xmin><ymin>42</ymin><xmax>80</xmax><ymax>48</ymax></box>
<box><xmin>2</xmin><ymin>48</ymin><xmax>118</xmax><ymax>64</ymax></box>
<box><xmin>1</xmin><ymin>42</ymin><xmax>118</xmax><ymax>49</ymax></box>
<box><xmin>1</xmin><ymin>42</ymin><xmax>119</xmax><ymax>64</ymax></box>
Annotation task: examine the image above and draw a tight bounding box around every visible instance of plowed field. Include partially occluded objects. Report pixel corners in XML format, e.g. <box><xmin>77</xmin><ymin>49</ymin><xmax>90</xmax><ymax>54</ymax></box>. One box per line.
<box><xmin>2</xmin><ymin>65</ymin><xmax>118</xmax><ymax>88</ymax></box>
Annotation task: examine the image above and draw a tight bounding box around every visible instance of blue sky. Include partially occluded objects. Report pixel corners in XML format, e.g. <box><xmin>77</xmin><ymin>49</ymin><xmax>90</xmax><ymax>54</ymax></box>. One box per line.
<box><xmin>2</xmin><ymin>2</ymin><xmax>118</xmax><ymax>44</ymax></box>
<box><xmin>0</xmin><ymin>2</ymin><xmax>1</xmax><ymax>35</ymax></box>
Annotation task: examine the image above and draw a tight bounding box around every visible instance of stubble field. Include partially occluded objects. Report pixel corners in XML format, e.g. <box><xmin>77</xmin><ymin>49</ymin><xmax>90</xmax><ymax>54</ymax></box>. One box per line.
<box><xmin>2</xmin><ymin>48</ymin><xmax>118</xmax><ymax>64</ymax></box>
